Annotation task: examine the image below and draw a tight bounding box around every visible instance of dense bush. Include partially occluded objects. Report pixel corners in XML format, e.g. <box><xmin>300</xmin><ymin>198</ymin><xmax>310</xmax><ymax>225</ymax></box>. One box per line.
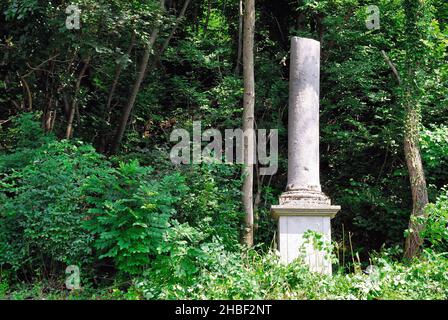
<box><xmin>175</xmin><ymin>163</ymin><xmax>244</xmax><ymax>250</ymax></box>
<box><xmin>0</xmin><ymin>140</ymin><xmax>103</xmax><ymax>272</ymax></box>
<box><xmin>123</xmin><ymin>247</ymin><xmax>444</xmax><ymax>300</ymax></box>
<box><xmin>421</xmin><ymin>126</ymin><xmax>448</xmax><ymax>192</ymax></box>
<box><xmin>0</xmin><ymin>114</ymin><xmax>245</xmax><ymax>283</ymax></box>
<box><xmin>423</xmin><ymin>189</ymin><xmax>448</xmax><ymax>253</ymax></box>
<box><xmin>83</xmin><ymin>160</ymin><xmax>188</xmax><ymax>275</ymax></box>
<box><xmin>0</xmin><ymin>113</ymin><xmax>54</xmax><ymax>170</ymax></box>
<box><xmin>2</xmin><ymin>247</ymin><xmax>446</xmax><ymax>300</ymax></box>
<box><xmin>1</xmin><ymin>112</ymin><xmax>447</xmax><ymax>300</ymax></box>
<box><xmin>0</xmin><ymin>115</ymin><xmax>105</xmax><ymax>275</ymax></box>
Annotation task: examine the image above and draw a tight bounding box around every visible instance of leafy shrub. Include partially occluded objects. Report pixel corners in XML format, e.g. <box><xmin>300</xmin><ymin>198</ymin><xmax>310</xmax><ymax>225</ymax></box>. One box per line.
<box><xmin>0</xmin><ymin>139</ymin><xmax>106</xmax><ymax>274</ymax></box>
<box><xmin>134</xmin><ymin>248</ymin><xmax>448</xmax><ymax>300</ymax></box>
<box><xmin>421</xmin><ymin>125</ymin><xmax>448</xmax><ymax>170</ymax></box>
<box><xmin>0</xmin><ymin>115</ymin><xmax>245</xmax><ymax>282</ymax></box>
<box><xmin>3</xmin><ymin>248</ymin><xmax>448</xmax><ymax>300</ymax></box>
<box><xmin>423</xmin><ymin>189</ymin><xmax>448</xmax><ymax>252</ymax></box>
<box><xmin>83</xmin><ymin>160</ymin><xmax>188</xmax><ymax>275</ymax></box>
<box><xmin>421</xmin><ymin>126</ymin><xmax>448</xmax><ymax>195</ymax></box>
<box><xmin>0</xmin><ymin>278</ymin><xmax>9</xmax><ymax>299</ymax></box>
<box><xmin>139</xmin><ymin>221</ymin><xmax>228</xmax><ymax>299</ymax></box>
<box><xmin>84</xmin><ymin>161</ymin><xmax>244</xmax><ymax>276</ymax></box>
<box><xmin>0</xmin><ymin>112</ymin><xmax>54</xmax><ymax>171</ymax></box>
<box><xmin>176</xmin><ymin>163</ymin><xmax>244</xmax><ymax>250</ymax></box>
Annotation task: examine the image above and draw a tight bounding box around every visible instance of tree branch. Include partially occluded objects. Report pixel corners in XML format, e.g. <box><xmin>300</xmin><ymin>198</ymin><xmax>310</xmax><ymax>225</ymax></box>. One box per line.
<box><xmin>381</xmin><ymin>50</ymin><xmax>401</xmax><ymax>85</ymax></box>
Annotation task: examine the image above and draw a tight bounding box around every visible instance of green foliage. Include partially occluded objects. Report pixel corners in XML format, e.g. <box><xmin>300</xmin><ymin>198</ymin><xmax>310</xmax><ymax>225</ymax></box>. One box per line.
<box><xmin>2</xmin><ymin>248</ymin><xmax>448</xmax><ymax>300</ymax></box>
<box><xmin>0</xmin><ymin>131</ymin><xmax>105</xmax><ymax>273</ymax></box>
<box><xmin>0</xmin><ymin>112</ymin><xmax>54</xmax><ymax>170</ymax></box>
<box><xmin>83</xmin><ymin>161</ymin><xmax>244</xmax><ymax>276</ymax></box>
<box><xmin>4</xmin><ymin>0</ymin><xmax>41</xmax><ymax>21</ymax></box>
<box><xmin>0</xmin><ymin>116</ymin><xmax>246</xmax><ymax>282</ymax></box>
<box><xmin>83</xmin><ymin>160</ymin><xmax>187</xmax><ymax>275</ymax></box>
<box><xmin>421</xmin><ymin>126</ymin><xmax>448</xmax><ymax>188</ymax></box>
<box><xmin>1</xmin><ymin>0</ymin><xmax>447</xmax><ymax>301</ymax></box>
<box><xmin>141</xmin><ymin>223</ymin><xmax>227</xmax><ymax>299</ymax></box>
<box><xmin>176</xmin><ymin>163</ymin><xmax>244</xmax><ymax>249</ymax></box>
<box><xmin>134</xmin><ymin>247</ymin><xmax>448</xmax><ymax>300</ymax></box>
<box><xmin>0</xmin><ymin>277</ymin><xmax>9</xmax><ymax>299</ymax></box>
<box><xmin>423</xmin><ymin>189</ymin><xmax>448</xmax><ymax>252</ymax></box>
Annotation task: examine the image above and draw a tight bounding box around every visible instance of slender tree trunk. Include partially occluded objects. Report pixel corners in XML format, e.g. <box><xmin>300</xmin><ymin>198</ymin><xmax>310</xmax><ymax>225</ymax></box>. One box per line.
<box><xmin>162</xmin><ymin>0</ymin><xmax>191</xmax><ymax>55</ymax></box>
<box><xmin>242</xmin><ymin>0</ymin><xmax>255</xmax><ymax>246</ymax></box>
<box><xmin>402</xmin><ymin>0</ymin><xmax>429</xmax><ymax>258</ymax></box>
<box><xmin>42</xmin><ymin>59</ymin><xmax>56</xmax><ymax>132</ymax></box>
<box><xmin>381</xmin><ymin>45</ymin><xmax>429</xmax><ymax>259</ymax></box>
<box><xmin>20</xmin><ymin>76</ymin><xmax>32</xmax><ymax>111</ymax></box>
<box><xmin>66</xmin><ymin>55</ymin><xmax>91</xmax><ymax>139</ymax></box>
<box><xmin>204</xmin><ymin>0</ymin><xmax>212</xmax><ymax>33</ymax></box>
<box><xmin>235</xmin><ymin>0</ymin><xmax>243</xmax><ymax>75</ymax></box>
<box><xmin>253</xmin><ymin>165</ymin><xmax>263</xmax><ymax>236</ymax></box>
<box><xmin>150</xmin><ymin>0</ymin><xmax>191</xmax><ymax>71</ymax></box>
<box><xmin>403</xmin><ymin>99</ymin><xmax>429</xmax><ymax>259</ymax></box>
<box><xmin>106</xmin><ymin>32</ymin><xmax>136</xmax><ymax>116</ymax></box>
<box><xmin>111</xmin><ymin>0</ymin><xmax>165</xmax><ymax>154</ymax></box>
<box><xmin>192</xmin><ymin>3</ymin><xmax>199</xmax><ymax>33</ymax></box>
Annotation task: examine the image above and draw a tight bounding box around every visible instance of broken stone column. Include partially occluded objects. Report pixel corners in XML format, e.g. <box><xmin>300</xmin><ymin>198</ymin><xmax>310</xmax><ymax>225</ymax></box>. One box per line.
<box><xmin>271</xmin><ymin>37</ymin><xmax>340</xmax><ymax>274</ymax></box>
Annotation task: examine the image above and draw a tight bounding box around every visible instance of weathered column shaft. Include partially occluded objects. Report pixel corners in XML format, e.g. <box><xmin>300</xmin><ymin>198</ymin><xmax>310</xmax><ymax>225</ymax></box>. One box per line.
<box><xmin>271</xmin><ymin>37</ymin><xmax>340</xmax><ymax>274</ymax></box>
<box><xmin>287</xmin><ymin>37</ymin><xmax>321</xmax><ymax>192</ymax></box>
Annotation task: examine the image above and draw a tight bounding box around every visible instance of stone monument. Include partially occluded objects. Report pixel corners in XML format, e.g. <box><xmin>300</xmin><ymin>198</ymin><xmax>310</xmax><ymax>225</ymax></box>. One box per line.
<box><xmin>271</xmin><ymin>37</ymin><xmax>340</xmax><ymax>274</ymax></box>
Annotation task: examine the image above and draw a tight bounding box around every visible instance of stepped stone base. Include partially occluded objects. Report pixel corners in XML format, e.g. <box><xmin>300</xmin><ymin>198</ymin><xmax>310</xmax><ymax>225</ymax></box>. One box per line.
<box><xmin>279</xmin><ymin>188</ymin><xmax>331</xmax><ymax>206</ymax></box>
<box><xmin>272</xmin><ymin>190</ymin><xmax>340</xmax><ymax>275</ymax></box>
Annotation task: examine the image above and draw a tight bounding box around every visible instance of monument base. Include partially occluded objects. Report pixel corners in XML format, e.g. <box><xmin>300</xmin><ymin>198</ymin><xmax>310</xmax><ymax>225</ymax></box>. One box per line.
<box><xmin>271</xmin><ymin>204</ymin><xmax>340</xmax><ymax>275</ymax></box>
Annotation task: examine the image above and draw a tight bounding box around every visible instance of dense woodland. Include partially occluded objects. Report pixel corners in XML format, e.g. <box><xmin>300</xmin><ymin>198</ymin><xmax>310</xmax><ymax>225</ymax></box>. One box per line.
<box><xmin>0</xmin><ymin>0</ymin><xmax>447</xmax><ymax>299</ymax></box>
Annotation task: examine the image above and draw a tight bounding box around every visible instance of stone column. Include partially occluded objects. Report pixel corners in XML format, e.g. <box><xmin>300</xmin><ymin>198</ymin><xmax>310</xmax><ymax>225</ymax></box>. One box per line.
<box><xmin>271</xmin><ymin>37</ymin><xmax>340</xmax><ymax>274</ymax></box>
<box><xmin>288</xmin><ymin>36</ymin><xmax>320</xmax><ymax>192</ymax></box>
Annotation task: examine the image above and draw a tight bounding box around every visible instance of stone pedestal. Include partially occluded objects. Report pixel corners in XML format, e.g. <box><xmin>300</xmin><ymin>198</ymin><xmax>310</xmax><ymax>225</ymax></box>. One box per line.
<box><xmin>271</xmin><ymin>37</ymin><xmax>340</xmax><ymax>275</ymax></box>
<box><xmin>272</xmin><ymin>206</ymin><xmax>340</xmax><ymax>274</ymax></box>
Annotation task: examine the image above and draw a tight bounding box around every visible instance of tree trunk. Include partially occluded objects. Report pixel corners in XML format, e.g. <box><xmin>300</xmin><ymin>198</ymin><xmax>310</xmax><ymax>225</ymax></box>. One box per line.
<box><xmin>235</xmin><ymin>0</ymin><xmax>243</xmax><ymax>75</ymax></box>
<box><xmin>402</xmin><ymin>0</ymin><xmax>429</xmax><ymax>259</ymax></box>
<box><xmin>106</xmin><ymin>32</ymin><xmax>136</xmax><ymax>116</ymax></box>
<box><xmin>381</xmin><ymin>46</ymin><xmax>429</xmax><ymax>259</ymax></box>
<box><xmin>403</xmin><ymin>102</ymin><xmax>429</xmax><ymax>259</ymax></box>
<box><xmin>110</xmin><ymin>0</ymin><xmax>165</xmax><ymax>154</ymax></box>
<box><xmin>65</xmin><ymin>55</ymin><xmax>91</xmax><ymax>139</ymax></box>
<box><xmin>242</xmin><ymin>0</ymin><xmax>255</xmax><ymax>247</ymax></box>
<box><xmin>149</xmin><ymin>0</ymin><xmax>192</xmax><ymax>71</ymax></box>
<box><xmin>203</xmin><ymin>0</ymin><xmax>212</xmax><ymax>33</ymax></box>
<box><xmin>19</xmin><ymin>76</ymin><xmax>32</xmax><ymax>111</ymax></box>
